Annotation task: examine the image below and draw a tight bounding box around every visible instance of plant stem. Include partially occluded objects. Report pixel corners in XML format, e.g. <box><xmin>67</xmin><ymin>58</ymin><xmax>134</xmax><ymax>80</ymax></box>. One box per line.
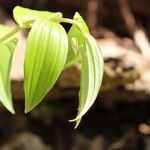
<box><xmin>0</xmin><ymin>26</ymin><xmax>22</xmax><ymax>44</ymax></box>
<box><xmin>0</xmin><ymin>17</ymin><xmax>84</xmax><ymax>44</ymax></box>
<box><xmin>52</xmin><ymin>17</ymin><xmax>80</xmax><ymax>25</ymax></box>
<box><xmin>60</xmin><ymin>18</ymin><xmax>77</xmax><ymax>24</ymax></box>
<box><xmin>58</xmin><ymin>18</ymin><xmax>88</xmax><ymax>35</ymax></box>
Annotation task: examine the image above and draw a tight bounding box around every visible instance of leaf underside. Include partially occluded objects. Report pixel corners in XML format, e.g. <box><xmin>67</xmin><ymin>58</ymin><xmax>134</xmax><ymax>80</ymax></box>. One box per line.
<box><xmin>75</xmin><ymin>35</ymin><xmax>104</xmax><ymax>128</ymax></box>
<box><xmin>69</xmin><ymin>13</ymin><xmax>104</xmax><ymax>128</ymax></box>
<box><xmin>24</xmin><ymin>19</ymin><xmax>68</xmax><ymax>113</ymax></box>
<box><xmin>0</xmin><ymin>38</ymin><xmax>18</xmax><ymax>113</ymax></box>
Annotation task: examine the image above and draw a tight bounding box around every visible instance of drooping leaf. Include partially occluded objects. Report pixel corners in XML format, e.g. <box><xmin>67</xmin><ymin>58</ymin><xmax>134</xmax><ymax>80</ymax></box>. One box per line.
<box><xmin>24</xmin><ymin>19</ymin><xmax>68</xmax><ymax>113</ymax></box>
<box><xmin>76</xmin><ymin>35</ymin><xmax>104</xmax><ymax>128</ymax></box>
<box><xmin>69</xmin><ymin>13</ymin><xmax>104</xmax><ymax>128</ymax></box>
<box><xmin>65</xmin><ymin>26</ymin><xmax>82</xmax><ymax>68</ymax></box>
<box><xmin>0</xmin><ymin>38</ymin><xmax>18</xmax><ymax>113</ymax></box>
<box><xmin>13</xmin><ymin>6</ymin><xmax>62</xmax><ymax>28</ymax></box>
<box><xmin>65</xmin><ymin>12</ymin><xmax>90</xmax><ymax>69</ymax></box>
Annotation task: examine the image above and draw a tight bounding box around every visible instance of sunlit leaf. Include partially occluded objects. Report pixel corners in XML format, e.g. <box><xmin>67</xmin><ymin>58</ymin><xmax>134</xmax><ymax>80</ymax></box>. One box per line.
<box><xmin>74</xmin><ymin>12</ymin><xmax>90</xmax><ymax>35</ymax></box>
<box><xmin>24</xmin><ymin>19</ymin><xmax>68</xmax><ymax>113</ymax></box>
<box><xmin>65</xmin><ymin>12</ymin><xmax>89</xmax><ymax>68</ymax></box>
<box><xmin>77</xmin><ymin>35</ymin><xmax>104</xmax><ymax>128</ymax></box>
<box><xmin>69</xmin><ymin>13</ymin><xmax>104</xmax><ymax>128</ymax></box>
<box><xmin>65</xmin><ymin>26</ymin><xmax>82</xmax><ymax>68</ymax></box>
<box><xmin>0</xmin><ymin>25</ymin><xmax>17</xmax><ymax>43</ymax></box>
<box><xmin>0</xmin><ymin>25</ymin><xmax>10</xmax><ymax>39</ymax></box>
<box><xmin>0</xmin><ymin>38</ymin><xmax>18</xmax><ymax>113</ymax></box>
<box><xmin>13</xmin><ymin>6</ymin><xmax>62</xmax><ymax>28</ymax></box>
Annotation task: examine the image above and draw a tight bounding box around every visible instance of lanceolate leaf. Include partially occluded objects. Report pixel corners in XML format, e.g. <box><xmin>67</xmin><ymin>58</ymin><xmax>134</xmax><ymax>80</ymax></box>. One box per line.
<box><xmin>69</xmin><ymin>13</ymin><xmax>104</xmax><ymax>128</ymax></box>
<box><xmin>24</xmin><ymin>19</ymin><xmax>68</xmax><ymax>113</ymax></box>
<box><xmin>0</xmin><ymin>38</ymin><xmax>18</xmax><ymax>113</ymax></box>
<box><xmin>74</xmin><ymin>35</ymin><xmax>104</xmax><ymax>128</ymax></box>
<box><xmin>13</xmin><ymin>6</ymin><xmax>62</xmax><ymax>28</ymax></box>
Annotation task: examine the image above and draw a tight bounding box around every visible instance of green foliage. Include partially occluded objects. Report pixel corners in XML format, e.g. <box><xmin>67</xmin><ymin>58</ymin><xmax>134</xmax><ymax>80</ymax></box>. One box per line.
<box><xmin>0</xmin><ymin>25</ymin><xmax>18</xmax><ymax>113</ymax></box>
<box><xmin>0</xmin><ymin>6</ymin><xmax>104</xmax><ymax>128</ymax></box>
<box><xmin>13</xmin><ymin>6</ymin><xmax>62</xmax><ymax>28</ymax></box>
<box><xmin>67</xmin><ymin>13</ymin><xmax>104</xmax><ymax>128</ymax></box>
<box><xmin>24</xmin><ymin>19</ymin><xmax>68</xmax><ymax>113</ymax></box>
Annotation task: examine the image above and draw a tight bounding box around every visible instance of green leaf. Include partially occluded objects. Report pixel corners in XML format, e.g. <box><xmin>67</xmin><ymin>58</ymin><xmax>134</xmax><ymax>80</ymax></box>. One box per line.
<box><xmin>0</xmin><ymin>38</ymin><xmax>18</xmax><ymax>113</ymax></box>
<box><xmin>65</xmin><ymin>26</ymin><xmax>83</xmax><ymax>68</ymax></box>
<box><xmin>0</xmin><ymin>25</ymin><xmax>10</xmax><ymax>39</ymax></box>
<box><xmin>69</xmin><ymin>13</ymin><xmax>104</xmax><ymax>128</ymax></box>
<box><xmin>71</xmin><ymin>34</ymin><xmax>104</xmax><ymax>128</ymax></box>
<box><xmin>73</xmin><ymin>12</ymin><xmax>90</xmax><ymax>35</ymax></box>
<box><xmin>65</xmin><ymin>12</ymin><xmax>90</xmax><ymax>68</ymax></box>
<box><xmin>13</xmin><ymin>6</ymin><xmax>62</xmax><ymax>28</ymax></box>
<box><xmin>24</xmin><ymin>19</ymin><xmax>68</xmax><ymax>113</ymax></box>
<box><xmin>0</xmin><ymin>25</ymin><xmax>17</xmax><ymax>43</ymax></box>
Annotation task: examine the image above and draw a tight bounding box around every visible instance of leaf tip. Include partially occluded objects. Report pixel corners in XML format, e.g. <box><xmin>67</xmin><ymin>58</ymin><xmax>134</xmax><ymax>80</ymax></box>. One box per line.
<box><xmin>24</xmin><ymin>100</ymin><xmax>37</xmax><ymax>114</ymax></box>
<box><xmin>24</xmin><ymin>104</ymin><xmax>33</xmax><ymax>114</ymax></box>
<box><xmin>2</xmin><ymin>101</ymin><xmax>15</xmax><ymax>114</ymax></box>
<box><xmin>6</xmin><ymin>106</ymin><xmax>15</xmax><ymax>114</ymax></box>
<box><xmin>24</xmin><ymin>103</ymin><xmax>32</xmax><ymax>114</ymax></box>
<box><xmin>69</xmin><ymin>117</ymin><xmax>81</xmax><ymax>129</ymax></box>
<box><xmin>9</xmin><ymin>109</ymin><xmax>15</xmax><ymax>114</ymax></box>
<box><xmin>24</xmin><ymin>108</ymin><xmax>30</xmax><ymax>114</ymax></box>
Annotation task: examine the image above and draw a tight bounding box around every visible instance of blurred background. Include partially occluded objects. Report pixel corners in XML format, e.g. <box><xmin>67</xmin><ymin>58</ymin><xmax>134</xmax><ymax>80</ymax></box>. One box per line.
<box><xmin>0</xmin><ymin>0</ymin><xmax>150</xmax><ymax>150</ymax></box>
